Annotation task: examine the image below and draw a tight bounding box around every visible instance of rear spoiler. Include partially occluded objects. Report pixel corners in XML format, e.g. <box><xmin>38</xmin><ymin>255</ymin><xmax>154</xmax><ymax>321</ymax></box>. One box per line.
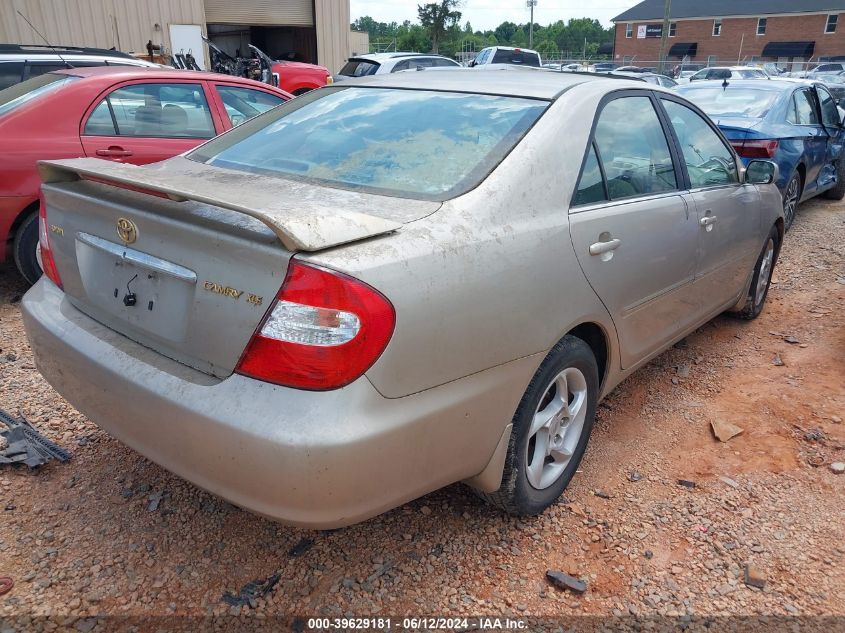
<box><xmin>38</xmin><ymin>157</ymin><xmax>404</xmax><ymax>252</ymax></box>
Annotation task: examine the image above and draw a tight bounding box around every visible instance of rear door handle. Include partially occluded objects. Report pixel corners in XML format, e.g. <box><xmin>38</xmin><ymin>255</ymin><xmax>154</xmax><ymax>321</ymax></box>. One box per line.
<box><xmin>96</xmin><ymin>147</ymin><xmax>133</xmax><ymax>158</ymax></box>
<box><xmin>700</xmin><ymin>215</ymin><xmax>718</xmax><ymax>227</ymax></box>
<box><xmin>589</xmin><ymin>238</ymin><xmax>621</xmax><ymax>255</ymax></box>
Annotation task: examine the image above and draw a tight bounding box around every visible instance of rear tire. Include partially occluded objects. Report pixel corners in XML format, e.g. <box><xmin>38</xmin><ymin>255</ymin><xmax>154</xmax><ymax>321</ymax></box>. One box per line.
<box><xmin>823</xmin><ymin>160</ymin><xmax>845</xmax><ymax>200</ymax></box>
<box><xmin>731</xmin><ymin>225</ymin><xmax>779</xmax><ymax>321</ymax></box>
<box><xmin>477</xmin><ymin>335</ymin><xmax>598</xmax><ymax>516</ymax></box>
<box><xmin>12</xmin><ymin>211</ymin><xmax>41</xmax><ymax>286</ymax></box>
<box><xmin>782</xmin><ymin>171</ymin><xmax>801</xmax><ymax>231</ymax></box>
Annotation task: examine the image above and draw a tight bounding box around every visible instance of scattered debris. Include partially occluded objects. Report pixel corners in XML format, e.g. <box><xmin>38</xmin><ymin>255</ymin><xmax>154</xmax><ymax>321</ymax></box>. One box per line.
<box><xmin>546</xmin><ymin>570</ymin><xmax>587</xmax><ymax>595</ymax></box>
<box><xmin>783</xmin><ymin>336</ymin><xmax>801</xmax><ymax>345</ymax></box>
<box><xmin>288</xmin><ymin>537</ymin><xmax>314</xmax><ymax>558</ymax></box>
<box><xmin>676</xmin><ymin>364</ymin><xmax>690</xmax><ymax>379</ymax></box>
<box><xmin>221</xmin><ymin>573</ymin><xmax>281</xmax><ymax>608</ymax></box>
<box><xmin>678</xmin><ymin>479</ymin><xmax>696</xmax><ymax>489</ymax></box>
<box><xmin>592</xmin><ymin>489</ymin><xmax>611</xmax><ymax>499</ymax></box>
<box><xmin>711</xmin><ymin>419</ymin><xmax>744</xmax><ymax>443</ymax></box>
<box><xmin>628</xmin><ymin>471</ymin><xmax>643</xmax><ymax>482</ymax></box>
<box><xmin>718</xmin><ymin>475</ymin><xmax>740</xmax><ymax>489</ymax></box>
<box><xmin>830</xmin><ymin>462</ymin><xmax>845</xmax><ymax>475</ymax></box>
<box><xmin>0</xmin><ymin>576</ymin><xmax>13</xmax><ymax>596</ymax></box>
<box><xmin>147</xmin><ymin>491</ymin><xmax>165</xmax><ymax>512</ymax></box>
<box><xmin>772</xmin><ymin>354</ymin><xmax>785</xmax><ymax>366</ymax></box>
<box><xmin>644</xmin><ymin>550</ymin><xmax>654</xmax><ymax>560</ymax></box>
<box><xmin>744</xmin><ymin>564</ymin><xmax>767</xmax><ymax>589</ymax></box>
<box><xmin>803</xmin><ymin>428</ymin><xmax>825</xmax><ymax>442</ymax></box>
<box><xmin>0</xmin><ymin>409</ymin><xmax>70</xmax><ymax>468</ymax></box>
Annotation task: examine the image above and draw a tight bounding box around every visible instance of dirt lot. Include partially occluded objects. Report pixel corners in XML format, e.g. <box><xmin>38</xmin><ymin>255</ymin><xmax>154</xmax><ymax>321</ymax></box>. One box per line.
<box><xmin>0</xmin><ymin>197</ymin><xmax>843</xmax><ymax>629</ymax></box>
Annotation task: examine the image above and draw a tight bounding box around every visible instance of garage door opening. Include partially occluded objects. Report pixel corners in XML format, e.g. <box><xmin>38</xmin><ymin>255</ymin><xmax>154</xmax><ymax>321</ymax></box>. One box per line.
<box><xmin>207</xmin><ymin>24</ymin><xmax>317</xmax><ymax>65</ymax></box>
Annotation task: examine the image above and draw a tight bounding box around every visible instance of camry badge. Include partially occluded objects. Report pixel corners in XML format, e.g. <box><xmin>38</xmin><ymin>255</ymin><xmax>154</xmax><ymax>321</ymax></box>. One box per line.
<box><xmin>116</xmin><ymin>217</ymin><xmax>138</xmax><ymax>245</ymax></box>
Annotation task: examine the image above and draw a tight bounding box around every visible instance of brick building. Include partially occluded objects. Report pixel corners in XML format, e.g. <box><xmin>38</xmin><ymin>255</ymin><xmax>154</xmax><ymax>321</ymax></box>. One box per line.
<box><xmin>611</xmin><ymin>0</ymin><xmax>845</xmax><ymax>69</ymax></box>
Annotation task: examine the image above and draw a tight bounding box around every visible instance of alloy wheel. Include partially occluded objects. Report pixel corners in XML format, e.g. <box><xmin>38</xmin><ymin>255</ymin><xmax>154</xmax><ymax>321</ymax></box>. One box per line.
<box><xmin>755</xmin><ymin>238</ymin><xmax>775</xmax><ymax>308</ymax></box>
<box><xmin>783</xmin><ymin>176</ymin><xmax>799</xmax><ymax>228</ymax></box>
<box><xmin>525</xmin><ymin>367</ymin><xmax>588</xmax><ymax>490</ymax></box>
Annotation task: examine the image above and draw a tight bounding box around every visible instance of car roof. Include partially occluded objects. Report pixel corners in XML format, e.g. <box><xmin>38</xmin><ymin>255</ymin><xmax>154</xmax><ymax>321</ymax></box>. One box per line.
<box><xmin>51</xmin><ymin>65</ymin><xmax>244</xmax><ymax>82</ymax></box>
<box><xmin>351</xmin><ymin>52</ymin><xmax>450</xmax><ymax>62</ymax></box>
<box><xmin>0</xmin><ymin>43</ymin><xmax>135</xmax><ymax>59</ymax></box>
<box><xmin>339</xmin><ymin>67</ymin><xmax>646</xmax><ymax>100</ymax></box>
<box><xmin>487</xmin><ymin>46</ymin><xmax>540</xmax><ymax>54</ymax></box>
<box><xmin>678</xmin><ymin>78</ymin><xmax>803</xmax><ymax>91</ymax></box>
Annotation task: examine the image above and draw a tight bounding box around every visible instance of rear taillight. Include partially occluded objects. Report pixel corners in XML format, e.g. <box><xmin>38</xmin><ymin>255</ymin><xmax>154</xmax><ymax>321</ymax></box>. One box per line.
<box><xmin>730</xmin><ymin>139</ymin><xmax>779</xmax><ymax>159</ymax></box>
<box><xmin>236</xmin><ymin>260</ymin><xmax>395</xmax><ymax>390</ymax></box>
<box><xmin>38</xmin><ymin>191</ymin><xmax>62</xmax><ymax>289</ymax></box>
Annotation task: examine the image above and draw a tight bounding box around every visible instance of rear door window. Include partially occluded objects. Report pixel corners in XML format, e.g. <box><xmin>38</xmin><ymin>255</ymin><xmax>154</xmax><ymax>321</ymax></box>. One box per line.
<box><xmin>662</xmin><ymin>99</ymin><xmax>738</xmax><ymax>188</ymax></box>
<box><xmin>592</xmin><ymin>96</ymin><xmax>678</xmax><ymax>199</ymax></box>
<box><xmin>0</xmin><ymin>62</ymin><xmax>25</xmax><ymax>90</ymax></box>
<box><xmin>790</xmin><ymin>89</ymin><xmax>820</xmax><ymax>125</ymax></box>
<box><xmin>214</xmin><ymin>85</ymin><xmax>285</xmax><ymax>127</ymax></box>
<box><xmin>817</xmin><ymin>86</ymin><xmax>841</xmax><ymax>127</ymax></box>
<box><xmin>433</xmin><ymin>58</ymin><xmax>459</xmax><ymax>67</ymax></box>
<box><xmin>85</xmin><ymin>82</ymin><xmax>215</xmax><ymax>138</ymax></box>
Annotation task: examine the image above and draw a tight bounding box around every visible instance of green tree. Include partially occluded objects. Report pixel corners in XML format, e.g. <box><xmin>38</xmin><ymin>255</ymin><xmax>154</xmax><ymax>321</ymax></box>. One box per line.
<box><xmin>417</xmin><ymin>0</ymin><xmax>463</xmax><ymax>54</ymax></box>
<box><xmin>535</xmin><ymin>39</ymin><xmax>559</xmax><ymax>58</ymax></box>
<box><xmin>494</xmin><ymin>21</ymin><xmax>517</xmax><ymax>44</ymax></box>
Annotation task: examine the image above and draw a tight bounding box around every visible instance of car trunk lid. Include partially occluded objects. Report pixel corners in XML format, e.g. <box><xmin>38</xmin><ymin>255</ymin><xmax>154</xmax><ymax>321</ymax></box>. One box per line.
<box><xmin>38</xmin><ymin>156</ymin><xmax>434</xmax><ymax>378</ymax></box>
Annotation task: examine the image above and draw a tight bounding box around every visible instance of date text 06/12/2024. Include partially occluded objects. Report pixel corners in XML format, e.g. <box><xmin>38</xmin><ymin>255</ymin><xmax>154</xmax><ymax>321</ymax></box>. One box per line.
<box><xmin>306</xmin><ymin>617</ymin><xmax>528</xmax><ymax>630</ymax></box>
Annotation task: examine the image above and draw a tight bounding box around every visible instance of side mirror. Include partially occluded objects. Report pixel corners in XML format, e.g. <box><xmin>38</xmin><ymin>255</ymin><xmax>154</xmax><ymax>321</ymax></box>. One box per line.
<box><xmin>745</xmin><ymin>160</ymin><xmax>779</xmax><ymax>185</ymax></box>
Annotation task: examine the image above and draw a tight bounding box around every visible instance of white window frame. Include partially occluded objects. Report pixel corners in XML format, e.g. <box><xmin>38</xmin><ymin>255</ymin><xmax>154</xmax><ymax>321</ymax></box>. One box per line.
<box><xmin>625</xmin><ymin>23</ymin><xmax>633</xmax><ymax>38</ymax></box>
<box><xmin>757</xmin><ymin>18</ymin><xmax>767</xmax><ymax>36</ymax></box>
<box><xmin>669</xmin><ymin>22</ymin><xmax>677</xmax><ymax>37</ymax></box>
<box><xmin>825</xmin><ymin>14</ymin><xmax>838</xmax><ymax>34</ymax></box>
<box><xmin>713</xmin><ymin>19</ymin><xmax>722</xmax><ymax>37</ymax></box>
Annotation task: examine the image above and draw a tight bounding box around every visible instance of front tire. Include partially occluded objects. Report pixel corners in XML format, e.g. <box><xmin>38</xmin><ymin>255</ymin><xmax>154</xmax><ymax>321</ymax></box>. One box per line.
<box><xmin>477</xmin><ymin>335</ymin><xmax>598</xmax><ymax>515</ymax></box>
<box><xmin>782</xmin><ymin>171</ymin><xmax>801</xmax><ymax>231</ymax></box>
<box><xmin>12</xmin><ymin>212</ymin><xmax>41</xmax><ymax>286</ymax></box>
<box><xmin>731</xmin><ymin>225</ymin><xmax>779</xmax><ymax>320</ymax></box>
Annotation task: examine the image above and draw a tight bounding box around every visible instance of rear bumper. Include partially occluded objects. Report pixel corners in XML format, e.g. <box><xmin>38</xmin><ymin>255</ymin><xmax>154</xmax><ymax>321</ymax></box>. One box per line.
<box><xmin>22</xmin><ymin>280</ymin><xmax>536</xmax><ymax>528</ymax></box>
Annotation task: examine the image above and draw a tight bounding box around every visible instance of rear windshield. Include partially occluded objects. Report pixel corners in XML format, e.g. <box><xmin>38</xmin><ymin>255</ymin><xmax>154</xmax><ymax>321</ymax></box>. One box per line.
<box><xmin>679</xmin><ymin>86</ymin><xmax>781</xmax><ymax>118</ymax></box>
<box><xmin>339</xmin><ymin>59</ymin><xmax>380</xmax><ymax>77</ymax></box>
<box><xmin>491</xmin><ymin>50</ymin><xmax>541</xmax><ymax>67</ymax></box>
<box><xmin>0</xmin><ymin>73</ymin><xmax>75</xmax><ymax>118</ymax></box>
<box><xmin>189</xmin><ymin>87</ymin><xmax>547</xmax><ymax>200</ymax></box>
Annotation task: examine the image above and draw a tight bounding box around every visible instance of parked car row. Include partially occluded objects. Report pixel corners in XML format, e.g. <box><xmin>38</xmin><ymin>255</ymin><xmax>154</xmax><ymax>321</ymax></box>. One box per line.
<box><xmin>0</xmin><ymin>66</ymin><xmax>290</xmax><ymax>283</ymax></box>
<box><xmin>8</xmin><ymin>58</ymin><xmax>794</xmax><ymax>528</ymax></box>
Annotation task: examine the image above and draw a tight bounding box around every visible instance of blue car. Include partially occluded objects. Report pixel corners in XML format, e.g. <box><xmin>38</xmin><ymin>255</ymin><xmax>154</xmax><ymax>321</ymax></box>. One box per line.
<box><xmin>676</xmin><ymin>79</ymin><xmax>845</xmax><ymax>229</ymax></box>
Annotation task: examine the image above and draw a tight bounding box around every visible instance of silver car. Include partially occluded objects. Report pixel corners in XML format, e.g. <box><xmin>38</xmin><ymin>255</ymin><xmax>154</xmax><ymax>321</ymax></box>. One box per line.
<box><xmin>23</xmin><ymin>71</ymin><xmax>783</xmax><ymax>528</ymax></box>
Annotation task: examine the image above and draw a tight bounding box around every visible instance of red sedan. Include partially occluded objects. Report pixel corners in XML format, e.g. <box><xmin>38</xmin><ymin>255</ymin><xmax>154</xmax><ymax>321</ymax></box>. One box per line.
<box><xmin>0</xmin><ymin>66</ymin><xmax>291</xmax><ymax>283</ymax></box>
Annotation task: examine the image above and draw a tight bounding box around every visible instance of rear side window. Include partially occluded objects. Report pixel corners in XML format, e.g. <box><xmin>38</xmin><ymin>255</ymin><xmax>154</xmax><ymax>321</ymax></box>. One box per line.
<box><xmin>0</xmin><ymin>74</ymin><xmax>74</xmax><ymax>118</ymax></box>
<box><xmin>708</xmin><ymin>69</ymin><xmax>731</xmax><ymax>80</ymax></box>
<box><xmin>592</xmin><ymin>96</ymin><xmax>677</xmax><ymax>199</ymax></box>
<box><xmin>339</xmin><ymin>59</ymin><xmax>380</xmax><ymax>77</ymax></box>
<box><xmin>0</xmin><ymin>62</ymin><xmax>25</xmax><ymax>90</ymax></box>
<box><xmin>662</xmin><ymin>100</ymin><xmax>738</xmax><ymax>188</ymax></box>
<box><xmin>573</xmin><ymin>144</ymin><xmax>606</xmax><ymax>206</ymax></box>
<box><xmin>84</xmin><ymin>82</ymin><xmax>215</xmax><ymax>138</ymax></box>
<box><xmin>491</xmin><ymin>49</ymin><xmax>541</xmax><ymax>67</ymax></box>
<box><xmin>190</xmin><ymin>87</ymin><xmax>548</xmax><ymax>200</ymax></box>
<box><xmin>434</xmin><ymin>58</ymin><xmax>459</xmax><ymax>67</ymax></box>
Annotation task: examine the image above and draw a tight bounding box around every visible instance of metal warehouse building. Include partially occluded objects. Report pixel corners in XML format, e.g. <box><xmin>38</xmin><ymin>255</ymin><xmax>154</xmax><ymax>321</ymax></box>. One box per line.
<box><xmin>0</xmin><ymin>0</ymin><xmax>362</xmax><ymax>73</ymax></box>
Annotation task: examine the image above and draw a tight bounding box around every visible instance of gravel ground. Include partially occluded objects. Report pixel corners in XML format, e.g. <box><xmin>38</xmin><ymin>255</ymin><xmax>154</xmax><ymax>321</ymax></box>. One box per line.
<box><xmin>0</xmin><ymin>197</ymin><xmax>843</xmax><ymax>630</ymax></box>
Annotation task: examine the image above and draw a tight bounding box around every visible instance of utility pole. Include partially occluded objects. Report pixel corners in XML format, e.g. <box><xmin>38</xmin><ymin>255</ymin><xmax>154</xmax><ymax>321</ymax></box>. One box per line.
<box><xmin>527</xmin><ymin>0</ymin><xmax>537</xmax><ymax>49</ymax></box>
<box><xmin>656</xmin><ymin>0</ymin><xmax>671</xmax><ymax>74</ymax></box>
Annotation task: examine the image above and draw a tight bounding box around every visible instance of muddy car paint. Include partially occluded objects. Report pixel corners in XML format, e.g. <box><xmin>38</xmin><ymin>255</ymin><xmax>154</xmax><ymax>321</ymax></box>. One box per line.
<box><xmin>22</xmin><ymin>71</ymin><xmax>784</xmax><ymax>527</ymax></box>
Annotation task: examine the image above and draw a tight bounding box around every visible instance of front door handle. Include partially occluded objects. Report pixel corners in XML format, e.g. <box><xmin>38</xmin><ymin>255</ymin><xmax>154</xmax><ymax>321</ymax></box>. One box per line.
<box><xmin>96</xmin><ymin>146</ymin><xmax>133</xmax><ymax>158</ymax></box>
<box><xmin>700</xmin><ymin>215</ymin><xmax>718</xmax><ymax>227</ymax></box>
<box><xmin>589</xmin><ymin>238</ymin><xmax>622</xmax><ymax>256</ymax></box>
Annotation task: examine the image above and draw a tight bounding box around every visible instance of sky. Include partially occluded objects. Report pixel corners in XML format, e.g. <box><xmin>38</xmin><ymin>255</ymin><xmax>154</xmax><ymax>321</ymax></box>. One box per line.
<box><xmin>349</xmin><ymin>0</ymin><xmax>630</xmax><ymax>30</ymax></box>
